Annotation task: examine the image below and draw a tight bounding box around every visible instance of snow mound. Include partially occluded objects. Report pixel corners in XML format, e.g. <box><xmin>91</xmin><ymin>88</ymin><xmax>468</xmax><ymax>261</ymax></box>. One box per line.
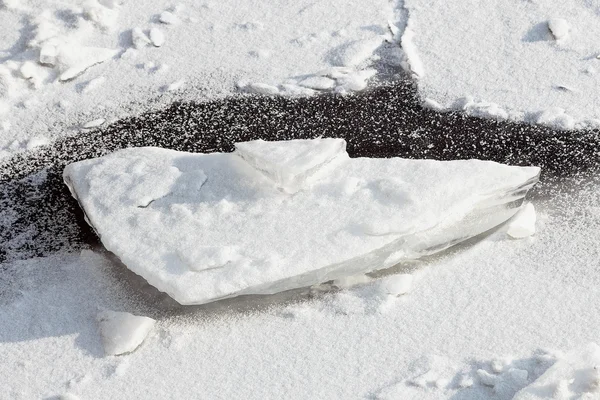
<box><xmin>97</xmin><ymin>310</ymin><xmax>156</xmax><ymax>356</ymax></box>
<box><xmin>64</xmin><ymin>139</ymin><xmax>540</xmax><ymax>305</ymax></box>
<box><xmin>515</xmin><ymin>343</ymin><xmax>600</xmax><ymax>399</ymax></box>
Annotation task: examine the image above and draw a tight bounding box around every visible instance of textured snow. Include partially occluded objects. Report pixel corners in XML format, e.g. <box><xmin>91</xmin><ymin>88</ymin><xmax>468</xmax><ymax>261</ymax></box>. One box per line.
<box><xmin>404</xmin><ymin>0</ymin><xmax>600</xmax><ymax>129</ymax></box>
<box><xmin>0</xmin><ymin>0</ymin><xmax>393</xmax><ymax>159</ymax></box>
<box><xmin>515</xmin><ymin>343</ymin><xmax>600</xmax><ymax>399</ymax></box>
<box><xmin>97</xmin><ymin>311</ymin><xmax>155</xmax><ymax>356</ymax></box>
<box><xmin>4</xmin><ymin>175</ymin><xmax>600</xmax><ymax>399</ymax></box>
<box><xmin>64</xmin><ymin>139</ymin><xmax>539</xmax><ymax>305</ymax></box>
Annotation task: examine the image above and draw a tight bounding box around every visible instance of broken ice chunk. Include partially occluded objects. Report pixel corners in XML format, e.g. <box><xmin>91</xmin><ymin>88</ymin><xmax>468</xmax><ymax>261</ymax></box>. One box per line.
<box><xmin>159</xmin><ymin>11</ymin><xmax>179</xmax><ymax>24</ymax></box>
<box><xmin>298</xmin><ymin>76</ymin><xmax>336</xmax><ymax>90</ymax></box>
<box><xmin>131</xmin><ymin>27</ymin><xmax>151</xmax><ymax>49</ymax></box>
<box><xmin>82</xmin><ymin>118</ymin><xmax>106</xmax><ymax>129</ymax></box>
<box><xmin>506</xmin><ymin>203</ymin><xmax>536</xmax><ymax>238</ymax></box>
<box><xmin>381</xmin><ymin>274</ymin><xmax>413</xmax><ymax>296</ymax></box>
<box><xmin>514</xmin><ymin>343</ymin><xmax>600</xmax><ymax>399</ymax></box>
<box><xmin>58</xmin><ymin>47</ymin><xmax>119</xmax><ymax>82</ymax></box>
<box><xmin>238</xmin><ymin>81</ymin><xmax>280</xmax><ymax>95</ymax></box>
<box><xmin>548</xmin><ymin>18</ymin><xmax>570</xmax><ymax>40</ymax></box>
<box><xmin>39</xmin><ymin>44</ymin><xmax>58</xmax><ymax>66</ymax></box>
<box><xmin>234</xmin><ymin>138</ymin><xmax>347</xmax><ymax>193</ymax></box>
<box><xmin>97</xmin><ymin>311</ymin><xmax>155</xmax><ymax>356</ymax></box>
<box><xmin>149</xmin><ymin>28</ymin><xmax>165</xmax><ymax>47</ymax></box>
<box><xmin>166</xmin><ymin>79</ymin><xmax>185</xmax><ymax>91</ymax></box>
<box><xmin>64</xmin><ymin>139</ymin><xmax>540</xmax><ymax>305</ymax></box>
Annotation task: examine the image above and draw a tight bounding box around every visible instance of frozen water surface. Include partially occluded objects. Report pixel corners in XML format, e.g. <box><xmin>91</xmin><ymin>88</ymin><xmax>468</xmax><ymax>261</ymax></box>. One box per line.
<box><xmin>64</xmin><ymin>138</ymin><xmax>539</xmax><ymax>305</ymax></box>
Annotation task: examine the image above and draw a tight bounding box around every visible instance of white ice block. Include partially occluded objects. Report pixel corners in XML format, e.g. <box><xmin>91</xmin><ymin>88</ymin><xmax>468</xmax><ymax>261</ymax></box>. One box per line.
<box><xmin>64</xmin><ymin>139</ymin><xmax>540</xmax><ymax>305</ymax></box>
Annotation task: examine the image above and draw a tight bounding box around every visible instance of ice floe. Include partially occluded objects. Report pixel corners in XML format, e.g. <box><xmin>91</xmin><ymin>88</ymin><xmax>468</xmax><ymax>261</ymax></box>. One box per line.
<box><xmin>64</xmin><ymin>138</ymin><xmax>539</xmax><ymax>305</ymax></box>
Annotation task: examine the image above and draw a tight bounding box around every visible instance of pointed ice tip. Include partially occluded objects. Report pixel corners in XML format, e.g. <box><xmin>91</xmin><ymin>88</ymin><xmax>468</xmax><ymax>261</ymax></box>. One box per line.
<box><xmin>234</xmin><ymin>138</ymin><xmax>348</xmax><ymax>193</ymax></box>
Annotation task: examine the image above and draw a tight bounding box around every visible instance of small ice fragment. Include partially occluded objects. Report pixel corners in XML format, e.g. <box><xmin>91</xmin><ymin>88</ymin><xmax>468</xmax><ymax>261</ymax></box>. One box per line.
<box><xmin>239</xmin><ymin>82</ymin><xmax>280</xmax><ymax>95</ymax></box>
<box><xmin>20</xmin><ymin>62</ymin><xmax>36</xmax><ymax>79</ymax></box>
<box><xmin>536</xmin><ymin>107</ymin><xmax>575</xmax><ymax>130</ymax></box>
<box><xmin>382</xmin><ymin>274</ymin><xmax>413</xmax><ymax>296</ymax></box>
<box><xmin>82</xmin><ymin>118</ymin><xmax>106</xmax><ymax>129</ymax></box>
<box><xmin>27</xmin><ymin>136</ymin><xmax>49</xmax><ymax>150</ymax></box>
<box><xmin>298</xmin><ymin>76</ymin><xmax>336</xmax><ymax>90</ymax></box>
<box><xmin>39</xmin><ymin>44</ymin><xmax>58</xmax><ymax>66</ymax></box>
<box><xmin>166</xmin><ymin>79</ymin><xmax>185</xmax><ymax>91</ymax></box>
<box><xmin>423</xmin><ymin>98</ymin><xmax>444</xmax><ymax>110</ymax></box>
<box><xmin>548</xmin><ymin>18</ymin><xmax>570</xmax><ymax>40</ymax></box>
<box><xmin>280</xmin><ymin>84</ymin><xmax>316</xmax><ymax>96</ymax></box>
<box><xmin>333</xmin><ymin>274</ymin><xmax>371</xmax><ymax>288</ymax></box>
<box><xmin>507</xmin><ymin>203</ymin><xmax>536</xmax><ymax>238</ymax></box>
<box><xmin>149</xmin><ymin>28</ymin><xmax>165</xmax><ymax>47</ymax></box>
<box><xmin>335</xmin><ymin>69</ymin><xmax>377</xmax><ymax>92</ymax></box>
<box><xmin>159</xmin><ymin>11</ymin><xmax>178</xmax><ymax>24</ymax></box>
<box><xmin>458</xmin><ymin>374</ymin><xmax>474</xmax><ymax>388</ymax></box>
<box><xmin>97</xmin><ymin>311</ymin><xmax>155</xmax><ymax>356</ymax></box>
<box><xmin>131</xmin><ymin>27</ymin><xmax>151</xmax><ymax>49</ymax></box>
<box><xmin>59</xmin><ymin>47</ymin><xmax>118</xmax><ymax>82</ymax></box>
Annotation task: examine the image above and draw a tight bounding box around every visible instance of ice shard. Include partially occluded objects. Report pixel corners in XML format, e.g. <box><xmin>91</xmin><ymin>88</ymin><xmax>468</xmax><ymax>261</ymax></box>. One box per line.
<box><xmin>64</xmin><ymin>138</ymin><xmax>540</xmax><ymax>305</ymax></box>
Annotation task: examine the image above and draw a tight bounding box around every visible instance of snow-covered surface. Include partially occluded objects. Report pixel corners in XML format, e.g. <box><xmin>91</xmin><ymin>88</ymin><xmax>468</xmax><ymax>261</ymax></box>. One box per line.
<box><xmin>0</xmin><ymin>0</ymin><xmax>394</xmax><ymax>159</ymax></box>
<box><xmin>97</xmin><ymin>310</ymin><xmax>155</xmax><ymax>356</ymax></box>
<box><xmin>63</xmin><ymin>139</ymin><xmax>539</xmax><ymax>305</ymax></box>
<box><xmin>514</xmin><ymin>343</ymin><xmax>600</xmax><ymax>399</ymax></box>
<box><xmin>2</xmin><ymin>176</ymin><xmax>600</xmax><ymax>399</ymax></box>
<box><xmin>2</xmin><ymin>0</ymin><xmax>600</xmax><ymax>398</ymax></box>
<box><xmin>3</xmin><ymin>0</ymin><xmax>600</xmax><ymax>161</ymax></box>
<box><xmin>404</xmin><ymin>0</ymin><xmax>600</xmax><ymax>129</ymax></box>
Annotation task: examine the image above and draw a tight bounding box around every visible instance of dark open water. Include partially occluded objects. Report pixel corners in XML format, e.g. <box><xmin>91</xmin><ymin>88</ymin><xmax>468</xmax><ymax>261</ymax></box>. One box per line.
<box><xmin>1</xmin><ymin>78</ymin><xmax>599</xmax><ymax>264</ymax></box>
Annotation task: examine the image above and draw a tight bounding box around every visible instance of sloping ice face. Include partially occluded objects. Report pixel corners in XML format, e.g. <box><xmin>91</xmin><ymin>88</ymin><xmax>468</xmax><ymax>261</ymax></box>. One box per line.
<box><xmin>63</xmin><ymin>139</ymin><xmax>540</xmax><ymax>305</ymax></box>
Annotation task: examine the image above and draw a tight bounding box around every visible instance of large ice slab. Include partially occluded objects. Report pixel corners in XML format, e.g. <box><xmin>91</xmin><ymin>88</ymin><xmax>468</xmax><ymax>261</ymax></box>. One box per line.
<box><xmin>64</xmin><ymin>139</ymin><xmax>540</xmax><ymax>305</ymax></box>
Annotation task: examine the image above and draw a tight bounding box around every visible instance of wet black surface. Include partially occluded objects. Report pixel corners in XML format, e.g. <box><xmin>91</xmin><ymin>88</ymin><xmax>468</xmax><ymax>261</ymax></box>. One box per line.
<box><xmin>1</xmin><ymin>78</ymin><xmax>599</xmax><ymax>263</ymax></box>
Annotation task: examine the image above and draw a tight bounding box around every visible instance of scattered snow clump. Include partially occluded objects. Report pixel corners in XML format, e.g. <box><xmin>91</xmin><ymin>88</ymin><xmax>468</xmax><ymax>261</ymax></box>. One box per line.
<box><xmin>548</xmin><ymin>18</ymin><xmax>570</xmax><ymax>40</ymax></box>
<box><xmin>159</xmin><ymin>11</ymin><xmax>179</xmax><ymax>24</ymax></box>
<box><xmin>131</xmin><ymin>27</ymin><xmax>151</xmax><ymax>49</ymax></box>
<box><xmin>507</xmin><ymin>203</ymin><xmax>536</xmax><ymax>239</ymax></box>
<box><xmin>150</xmin><ymin>28</ymin><xmax>165</xmax><ymax>47</ymax></box>
<box><xmin>514</xmin><ymin>343</ymin><xmax>600</xmax><ymax>399</ymax></box>
<box><xmin>381</xmin><ymin>274</ymin><xmax>414</xmax><ymax>296</ymax></box>
<box><xmin>97</xmin><ymin>311</ymin><xmax>156</xmax><ymax>356</ymax></box>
